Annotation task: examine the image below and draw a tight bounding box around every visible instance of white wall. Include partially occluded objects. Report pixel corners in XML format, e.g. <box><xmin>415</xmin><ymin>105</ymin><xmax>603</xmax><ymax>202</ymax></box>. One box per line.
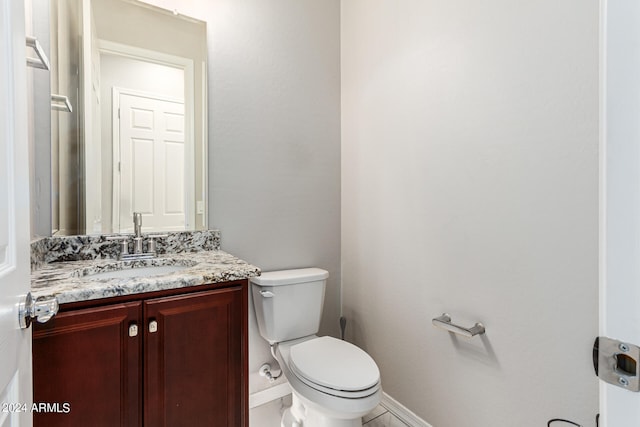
<box><xmin>341</xmin><ymin>1</ymin><xmax>599</xmax><ymax>426</ymax></box>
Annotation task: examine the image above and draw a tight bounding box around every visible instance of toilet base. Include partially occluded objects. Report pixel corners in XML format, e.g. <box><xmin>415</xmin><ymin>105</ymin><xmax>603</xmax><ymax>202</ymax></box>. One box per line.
<box><xmin>281</xmin><ymin>407</ymin><xmax>301</xmax><ymax>427</ymax></box>
<box><xmin>280</xmin><ymin>392</ymin><xmax>364</xmax><ymax>427</ymax></box>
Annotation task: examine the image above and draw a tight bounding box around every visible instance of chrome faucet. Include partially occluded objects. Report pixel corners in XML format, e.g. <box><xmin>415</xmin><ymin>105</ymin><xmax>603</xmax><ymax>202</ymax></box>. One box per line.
<box><xmin>132</xmin><ymin>212</ymin><xmax>144</xmax><ymax>254</ymax></box>
<box><xmin>107</xmin><ymin>212</ymin><xmax>168</xmax><ymax>260</ymax></box>
<box><xmin>133</xmin><ymin>212</ymin><xmax>143</xmax><ymax>237</ymax></box>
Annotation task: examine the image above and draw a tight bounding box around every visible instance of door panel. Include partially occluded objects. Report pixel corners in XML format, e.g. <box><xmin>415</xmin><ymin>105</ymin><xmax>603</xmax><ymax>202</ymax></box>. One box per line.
<box><xmin>32</xmin><ymin>303</ymin><xmax>142</xmax><ymax>427</ymax></box>
<box><xmin>0</xmin><ymin>0</ymin><xmax>34</xmax><ymax>425</ymax></box>
<box><xmin>144</xmin><ymin>287</ymin><xmax>243</xmax><ymax>427</ymax></box>
<box><xmin>117</xmin><ymin>92</ymin><xmax>187</xmax><ymax>233</ymax></box>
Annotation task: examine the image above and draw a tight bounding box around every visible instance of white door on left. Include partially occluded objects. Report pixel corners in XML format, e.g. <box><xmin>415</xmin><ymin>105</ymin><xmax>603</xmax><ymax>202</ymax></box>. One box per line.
<box><xmin>0</xmin><ymin>0</ymin><xmax>35</xmax><ymax>425</ymax></box>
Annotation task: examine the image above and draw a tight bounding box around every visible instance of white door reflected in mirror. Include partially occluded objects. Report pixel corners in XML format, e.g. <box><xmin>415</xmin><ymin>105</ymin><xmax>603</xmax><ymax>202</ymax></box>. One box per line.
<box><xmin>41</xmin><ymin>0</ymin><xmax>207</xmax><ymax>236</ymax></box>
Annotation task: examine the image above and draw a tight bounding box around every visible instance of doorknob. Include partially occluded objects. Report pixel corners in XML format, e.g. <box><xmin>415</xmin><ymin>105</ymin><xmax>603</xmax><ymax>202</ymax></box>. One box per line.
<box><xmin>18</xmin><ymin>292</ymin><xmax>59</xmax><ymax>329</ymax></box>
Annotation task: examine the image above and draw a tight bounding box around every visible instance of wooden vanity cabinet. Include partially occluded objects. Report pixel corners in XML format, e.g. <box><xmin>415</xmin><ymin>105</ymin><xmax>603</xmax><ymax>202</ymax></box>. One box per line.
<box><xmin>32</xmin><ymin>280</ymin><xmax>248</xmax><ymax>427</ymax></box>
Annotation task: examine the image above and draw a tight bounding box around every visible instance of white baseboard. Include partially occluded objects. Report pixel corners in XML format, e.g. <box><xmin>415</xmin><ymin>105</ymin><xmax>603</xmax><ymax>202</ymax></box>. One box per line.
<box><xmin>381</xmin><ymin>392</ymin><xmax>432</xmax><ymax>427</ymax></box>
<box><xmin>249</xmin><ymin>382</ymin><xmax>292</xmax><ymax>409</ymax></box>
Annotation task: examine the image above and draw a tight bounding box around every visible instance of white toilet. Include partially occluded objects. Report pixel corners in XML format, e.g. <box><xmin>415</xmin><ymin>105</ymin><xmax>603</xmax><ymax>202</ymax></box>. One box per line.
<box><xmin>251</xmin><ymin>268</ymin><xmax>381</xmax><ymax>427</ymax></box>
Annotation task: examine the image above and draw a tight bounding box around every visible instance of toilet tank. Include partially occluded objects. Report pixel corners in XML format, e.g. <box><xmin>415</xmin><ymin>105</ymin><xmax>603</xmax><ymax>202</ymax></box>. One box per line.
<box><xmin>251</xmin><ymin>268</ymin><xmax>329</xmax><ymax>344</ymax></box>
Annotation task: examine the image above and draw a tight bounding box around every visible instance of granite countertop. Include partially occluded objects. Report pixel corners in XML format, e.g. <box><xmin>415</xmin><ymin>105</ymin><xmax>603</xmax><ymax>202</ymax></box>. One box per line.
<box><xmin>31</xmin><ymin>249</ymin><xmax>261</xmax><ymax>305</ymax></box>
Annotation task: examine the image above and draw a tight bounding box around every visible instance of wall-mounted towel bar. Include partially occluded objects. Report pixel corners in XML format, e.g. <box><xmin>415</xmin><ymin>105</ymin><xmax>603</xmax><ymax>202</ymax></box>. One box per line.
<box><xmin>432</xmin><ymin>313</ymin><xmax>485</xmax><ymax>338</ymax></box>
<box><xmin>51</xmin><ymin>95</ymin><xmax>72</xmax><ymax>113</ymax></box>
<box><xmin>26</xmin><ymin>36</ymin><xmax>50</xmax><ymax>70</ymax></box>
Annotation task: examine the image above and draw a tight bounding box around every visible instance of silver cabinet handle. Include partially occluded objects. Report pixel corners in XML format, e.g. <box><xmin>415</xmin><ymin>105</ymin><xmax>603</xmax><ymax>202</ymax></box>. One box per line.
<box><xmin>149</xmin><ymin>320</ymin><xmax>158</xmax><ymax>333</ymax></box>
<box><xmin>129</xmin><ymin>323</ymin><xmax>138</xmax><ymax>337</ymax></box>
<box><xmin>51</xmin><ymin>94</ymin><xmax>73</xmax><ymax>113</ymax></box>
<box><xmin>18</xmin><ymin>292</ymin><xmax>59</xmax><ymax>329</ymax></box>
<box><xmin>432</xmin><ymin>313</ymin><xmax>485</xmax><ymax>338</ymax></box>
<box><xmin>26</xmin><ymin>36</ymin><xmax>50</xmax><ymax>70</ymax></box>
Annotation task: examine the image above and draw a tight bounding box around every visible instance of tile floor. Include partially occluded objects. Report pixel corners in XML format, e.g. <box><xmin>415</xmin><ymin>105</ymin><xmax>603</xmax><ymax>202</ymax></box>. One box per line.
<box><xmin>250</xmin><ymin>398</ymin><xmax>410</xmax><ymax>427</ymax></box>
<box><xmin>363</xmin><ymin>405</ymin><xmax>410</xmax><ymax>427</ymax></box>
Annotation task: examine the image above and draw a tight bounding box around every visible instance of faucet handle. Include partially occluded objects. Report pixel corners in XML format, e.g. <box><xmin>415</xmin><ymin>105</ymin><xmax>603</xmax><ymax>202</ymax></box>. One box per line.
<box><xmin>146</xmin><ymin>234</ymin><xmax>168</xmax><ymax>254</ymax></box>
<box><xmin>107</xmin><ymin>235</ymin><xmax>130</xmax><ymax>257</ymax></box>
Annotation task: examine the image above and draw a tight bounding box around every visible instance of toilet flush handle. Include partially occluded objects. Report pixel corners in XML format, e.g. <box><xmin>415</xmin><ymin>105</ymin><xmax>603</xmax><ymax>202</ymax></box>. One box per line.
<box><xmin>260</xmin><ymin>290</ymin><xmax>275</xmax><ymax>298</ymax></box>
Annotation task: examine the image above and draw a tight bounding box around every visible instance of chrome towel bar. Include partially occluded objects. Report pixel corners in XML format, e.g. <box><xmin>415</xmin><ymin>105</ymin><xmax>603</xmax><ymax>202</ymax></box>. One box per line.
<box><xmin>26</xmin><ymin>36</ymin><xmax>50</xmax><ymax>70</ymax></box>
<box><xmin>432</xmin><ymin>313</ymin><xmax>485</xmax><ymax>338</ymax></box>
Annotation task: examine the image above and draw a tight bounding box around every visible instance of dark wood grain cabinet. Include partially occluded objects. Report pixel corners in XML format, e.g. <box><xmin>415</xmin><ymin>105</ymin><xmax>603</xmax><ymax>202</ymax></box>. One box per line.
<box><xmin>33</xmin><ymin>281</ymin><xmax>248</xmax><ymax>427</ymax></box>
<box><xmin>32</xmin><ymin>302</ymin><xmax>142</xmax><ymax>426</ymax></box>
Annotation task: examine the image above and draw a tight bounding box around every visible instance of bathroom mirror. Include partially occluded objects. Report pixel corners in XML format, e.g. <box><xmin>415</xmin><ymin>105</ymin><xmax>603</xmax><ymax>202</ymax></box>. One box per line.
<box><xmin>48</xmin><ymin>0</ymin><xmax>207</xmax><ymax>236</ymax></box>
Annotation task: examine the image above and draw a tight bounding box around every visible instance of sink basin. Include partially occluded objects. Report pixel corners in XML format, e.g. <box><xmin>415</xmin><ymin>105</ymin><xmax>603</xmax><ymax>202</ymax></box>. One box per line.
<box><xmin>86</xmin><ymin>265</ymin><xmax>190</xmax><ymax>280</ymax></box>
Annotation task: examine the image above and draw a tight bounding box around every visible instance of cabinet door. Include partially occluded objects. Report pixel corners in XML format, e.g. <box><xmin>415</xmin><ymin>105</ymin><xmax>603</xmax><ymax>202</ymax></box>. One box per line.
<box><xmin>144</xmin><ymin>286</ymin><xmax>245</xmax><ymax>427</ymax></box>
<box><xmin>33</xmin><ymin>302</ymin><xmax>142</xmax><ymax>427</ymax></box>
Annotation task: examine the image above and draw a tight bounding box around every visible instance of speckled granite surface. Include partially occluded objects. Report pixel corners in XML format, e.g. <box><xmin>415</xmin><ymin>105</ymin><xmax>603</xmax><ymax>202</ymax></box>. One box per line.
<box><xmin>31</xmin><ymin>250</ymin><xmax>260</xmax><ymax>304</ymax></box>
<box><xmin>31</xmin><ymin>230</ymin><xmax>221</xmax><ymax>270</ymax></box>
<box><xmin>30</xmin><ymin>230</ymin><xmax>259</xmax><ymax>305</ymax></box>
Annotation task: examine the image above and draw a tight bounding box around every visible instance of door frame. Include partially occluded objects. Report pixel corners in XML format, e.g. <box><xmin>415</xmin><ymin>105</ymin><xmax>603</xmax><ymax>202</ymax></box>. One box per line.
<box><xmin>599</xmin><ymin>0</ymin><xmax>640</xmax><ymax>424</ymax></box>
<box><xmin>98</xmin><ymin>40</ymin><xmax>196</xmax><ymax>233</ymax></box>
<box><xmin>112</xmin><ymin>87</ymin><xmax>194</xmax><ymax>233</ymax></box>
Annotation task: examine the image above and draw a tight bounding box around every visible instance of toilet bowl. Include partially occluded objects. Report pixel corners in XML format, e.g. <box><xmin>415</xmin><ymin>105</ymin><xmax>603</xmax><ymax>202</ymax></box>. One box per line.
<box><xmin>251</xmin><ymin>268</ymin><xmax>381</xmax><ymax>427</ymax></box>
<box><xmin>277</xmin><ymin>336</ymin><xmax>381</xmax><ymax>424</ymax></box>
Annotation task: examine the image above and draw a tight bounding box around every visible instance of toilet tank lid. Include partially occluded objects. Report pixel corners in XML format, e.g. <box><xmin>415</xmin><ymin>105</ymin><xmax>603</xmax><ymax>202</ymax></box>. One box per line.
<box><xmin>250</xmin><ymin>268</ymin><xmax>328</xmax><ymax>286</ymax></box>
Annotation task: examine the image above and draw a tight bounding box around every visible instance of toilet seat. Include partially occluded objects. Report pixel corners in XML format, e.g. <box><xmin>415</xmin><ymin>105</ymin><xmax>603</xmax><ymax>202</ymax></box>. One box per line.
<box><xmin>288</xmin><ymin>336</ymin><xmax>380</xmax><ymax>399</ymax></box>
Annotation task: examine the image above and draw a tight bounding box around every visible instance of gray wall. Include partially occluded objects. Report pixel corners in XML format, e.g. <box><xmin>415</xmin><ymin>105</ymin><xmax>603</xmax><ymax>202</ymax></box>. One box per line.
<box><xmin>203</xmin><ymin>0</ymin><xmax>342</xmax><ymax>397</ymax></box>
<box><xmin>341</xmin><ymin>1</ymin><xmax>599</xmax><ymax>426</ymax></box>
